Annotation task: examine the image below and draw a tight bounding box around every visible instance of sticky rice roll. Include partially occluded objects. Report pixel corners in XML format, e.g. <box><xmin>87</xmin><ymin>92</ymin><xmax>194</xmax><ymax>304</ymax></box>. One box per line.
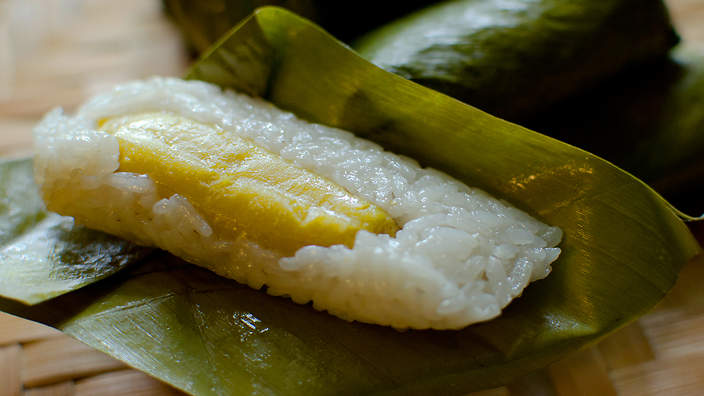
<box><xmin>34</xmin><ymin>77</ymin><xmax>561</xmax><ymax>330</ymax></box>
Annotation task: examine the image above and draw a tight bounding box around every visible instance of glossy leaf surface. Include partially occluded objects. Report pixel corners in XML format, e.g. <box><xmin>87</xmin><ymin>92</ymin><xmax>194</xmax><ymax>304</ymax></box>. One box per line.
<box><xmin>523</xmin><ymin>47</ymin><xmax>704</xmax><ymax>214</ymax></box>
<box><xmin>355</xmin><ymin>0</ymin><xmax>679</xmax><ymax>120</ymax></box>
<box><xmin>1</xmin><ymin>8</ymin><xmax>700</xmax><ymax>395</ymax></box>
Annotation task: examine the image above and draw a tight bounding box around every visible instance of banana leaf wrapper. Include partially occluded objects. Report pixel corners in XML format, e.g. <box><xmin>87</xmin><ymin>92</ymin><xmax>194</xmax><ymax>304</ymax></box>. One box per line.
<box><xmin>162</xmin><ymin>0</ymin><xmax>438</xmax><ymax>53</ymax></box>
<box><xmin>354</xmin><ymin>0</ymin><xmax>679</xmax><ymax>120</ymax></box>
<box><xmin>0</xmin><ymin>7</ymin><xmax>701</xmax><ymax>395</ymax></box>
<box><xmin>0</xmin><ymin>158</ymin><xmax>151</xmax><ymax>305</ymax></box>
<box><xmin>522</xmin><ymin>47</ymin><xmax>704</xmax><ymax>215</ymax></box>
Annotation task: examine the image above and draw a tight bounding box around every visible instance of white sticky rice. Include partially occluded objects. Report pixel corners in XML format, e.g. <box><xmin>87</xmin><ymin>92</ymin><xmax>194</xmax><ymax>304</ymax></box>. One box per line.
<box><xmin>34</xmin><ymin>77</ymin><xmax>561</xmax><ymax>329</ymax></box>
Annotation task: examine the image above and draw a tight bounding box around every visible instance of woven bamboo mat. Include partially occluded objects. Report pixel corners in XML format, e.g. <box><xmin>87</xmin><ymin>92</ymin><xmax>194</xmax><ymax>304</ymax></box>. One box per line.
<box><xmin>1</xmin><ymin>0</ymin><xmax>704</xmax><ymax>395</ymax></box>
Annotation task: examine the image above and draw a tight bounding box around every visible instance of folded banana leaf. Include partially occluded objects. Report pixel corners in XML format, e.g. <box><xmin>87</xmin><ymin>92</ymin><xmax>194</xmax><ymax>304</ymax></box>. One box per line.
<box><xmin>523</xmin><ymin>46</ymin><xmax>704</xmax><ymax>215</ymax></box>
<box><xmin>354</xmin><ymin>0</ymin><xmax>679</xmax><ymax>120</ymax></box>
<box><xmin>162</xmin><ymin>0</ymin><xmax>438</xmax><ymax>53</ymax></box>
<box><xmin>1</xmin><ymin>7</ymin><xmax>701</xmax><ymax>395</ymax></box>
<box><xmin>0</xmin><ymin>158</ymin><xmax>150</xmax><ymax>305</ymax></box>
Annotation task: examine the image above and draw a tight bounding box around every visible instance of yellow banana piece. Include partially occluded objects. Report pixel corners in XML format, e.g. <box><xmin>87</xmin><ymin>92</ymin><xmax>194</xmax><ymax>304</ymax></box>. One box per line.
<box><xmin>97</xmin><ymin>111</ymin><xmax>398</xmax><ymax>256</ymax></box>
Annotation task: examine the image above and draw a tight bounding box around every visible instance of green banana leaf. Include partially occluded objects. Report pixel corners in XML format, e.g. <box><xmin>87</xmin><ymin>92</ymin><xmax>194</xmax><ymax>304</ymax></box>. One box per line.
<box><xmin>162</xmin><ymin>0</ymin><xmax>438</xmax><ymax>53</ymax></box>
<box><xmin>522</xmin><ymin>46</ymin><xmax>704</xmax><ymax>215</ymax></box>
<box><xmin>354</xmin><ymin>0</ymin><xmax>679</xmax><ymax>120</ymax></box>
<box><xmin>0</xmin><ymin>158</ymin><xmax>150</xmax><ymax>305</ymax></box>
<box><xmin>1</xmin><ymin>7</ymin><xmax>701</xmax><ymax>395</ymax></box>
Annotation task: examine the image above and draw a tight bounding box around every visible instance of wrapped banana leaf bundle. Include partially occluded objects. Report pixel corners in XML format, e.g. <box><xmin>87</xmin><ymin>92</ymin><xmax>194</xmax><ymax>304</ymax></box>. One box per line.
<box><xmin>522</xmin><ymin>47</ymin><xmax>704</xmax><ymax>214</ymax></box>
<box><xmin>354</xmin><ymin>0</ymin><xmax>679</xmax><ymax>120</ymax></box>
<box><xmin>0</xmin><ymin>8</ymin><xmax>700</xmax><ymax>395</ymax></box>
<box><xmin>163</xmin><ymin>0</ymin><xmax>678</xmax><ymax>120</ymax></box>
